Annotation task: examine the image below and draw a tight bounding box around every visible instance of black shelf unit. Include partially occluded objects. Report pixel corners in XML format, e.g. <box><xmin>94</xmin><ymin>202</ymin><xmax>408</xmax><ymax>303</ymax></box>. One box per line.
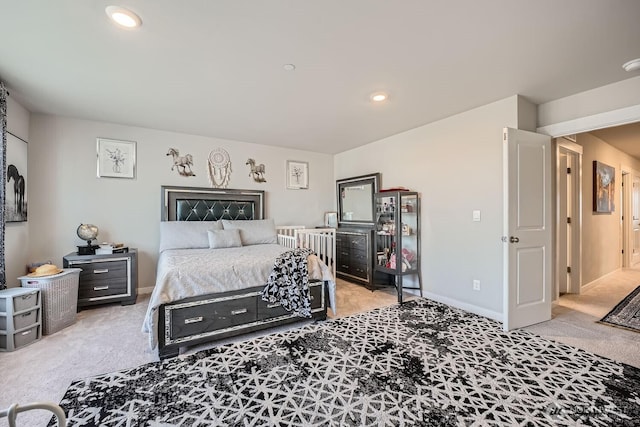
<box><xmin>373</xmin><ymin>191</ymin><xmax>422</xmax><ymax>303</ymax></box>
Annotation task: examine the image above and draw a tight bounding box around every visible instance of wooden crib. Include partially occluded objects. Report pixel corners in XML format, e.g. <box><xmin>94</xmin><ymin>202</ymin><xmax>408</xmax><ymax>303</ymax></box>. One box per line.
<box><xmin>276</xmin><ymin>226</ymin><xmax>336</xmax><ymax>280</ymax></box>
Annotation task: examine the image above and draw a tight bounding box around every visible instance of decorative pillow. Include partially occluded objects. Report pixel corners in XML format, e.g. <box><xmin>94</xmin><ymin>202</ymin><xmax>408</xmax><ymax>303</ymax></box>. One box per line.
<box><xmin>159</xmin><ymin>221</ymin><xmax>223</xmax><ymax>252</ymax></box>
<box><xmin>221</xmin><ymin>219</ymin><xmax>277</xmax><ymax>245</ymax></box>
<box><xmin>207</xmin><ymin>229</ymin><xmax>242</xmax><ymax>249</ymax></box>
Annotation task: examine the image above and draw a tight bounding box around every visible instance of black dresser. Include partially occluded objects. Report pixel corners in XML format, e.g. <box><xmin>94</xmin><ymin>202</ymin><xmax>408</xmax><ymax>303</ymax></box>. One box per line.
<box><xmin>335</xmin><ymin>229</ymin><xmax>374</xmax><ymax>286</ymax></box>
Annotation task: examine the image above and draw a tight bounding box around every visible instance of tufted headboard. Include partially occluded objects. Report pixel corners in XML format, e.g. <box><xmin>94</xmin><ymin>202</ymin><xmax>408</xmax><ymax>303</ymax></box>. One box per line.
<box><xmin>161</xmin><ymin>186</ymin><xmax>265</xmax><ymax>221</ymax></box>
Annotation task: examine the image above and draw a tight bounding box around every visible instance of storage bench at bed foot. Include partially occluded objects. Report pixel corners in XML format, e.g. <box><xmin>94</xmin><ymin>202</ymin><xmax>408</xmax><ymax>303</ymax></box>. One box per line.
<box><xmin>170</xmin><ymin>295</ymin><xmax>257</xmax><ymax>340</ymax></box>
<box><xmin>256</xmin><ymin>281</ymin><xmax>324</xmax><ymax>319</ymax></box>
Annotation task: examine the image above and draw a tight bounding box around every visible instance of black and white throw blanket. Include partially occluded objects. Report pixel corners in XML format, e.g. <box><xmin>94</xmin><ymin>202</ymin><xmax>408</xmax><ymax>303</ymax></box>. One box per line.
<box><xmin>262</xmin><ymin>247</ymin><xmax>313</xmax><ymax>317</ymax></box>
<box><xmin>54</xmin><ymin>298</ymin><xmax>640</xmax><ymax>426</ymax></box>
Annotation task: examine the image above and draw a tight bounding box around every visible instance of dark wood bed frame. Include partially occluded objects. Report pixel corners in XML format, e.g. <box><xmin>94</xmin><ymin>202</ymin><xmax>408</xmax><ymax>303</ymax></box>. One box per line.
<box><xmin>157</xmin><ymin>186</ymin><xmax>328</xmax><ymax>359</ymax></box>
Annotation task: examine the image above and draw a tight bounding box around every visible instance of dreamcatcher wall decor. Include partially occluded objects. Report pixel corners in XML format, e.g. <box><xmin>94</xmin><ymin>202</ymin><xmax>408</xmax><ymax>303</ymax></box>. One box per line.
<box><xmin>208</xmin><ymin>148</ymin><xmax>232</xmax><ymax>188</ymax></box>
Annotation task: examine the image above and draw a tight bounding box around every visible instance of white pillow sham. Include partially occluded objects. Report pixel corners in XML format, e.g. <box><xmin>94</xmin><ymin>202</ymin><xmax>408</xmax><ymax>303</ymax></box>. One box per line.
<box><xmin>207</xmin><ymin>229</ymin><xmax>242</xmax><ymax>249</ymax></box>
<box><xmin>221</xmin><ymin>219</ymin><xmax>277</xmax><ymax>245</ymax></box>
<box><xmin>159</xmin><ymin>221</ymin><xmax>222</xmax><ymax>252</ymax></box>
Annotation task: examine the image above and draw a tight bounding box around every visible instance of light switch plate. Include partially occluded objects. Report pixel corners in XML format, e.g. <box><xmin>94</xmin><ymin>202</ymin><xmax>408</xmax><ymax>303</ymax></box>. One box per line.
<box><xmin>473</xmin><ymin>210</ymin><xmax>481</xmax><ymax>222</ymax></box>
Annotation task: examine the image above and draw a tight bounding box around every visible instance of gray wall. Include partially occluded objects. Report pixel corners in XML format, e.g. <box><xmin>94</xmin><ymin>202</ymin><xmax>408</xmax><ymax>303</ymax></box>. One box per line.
<box><xmin>335</xmin><ymin>95</ymin><xmax>524</xmax><ymax>319</ymax></box>
<box><xmin>26</xmin><ymin>115</ymin><xmax>334</xmax><ymax>290</ymax></box>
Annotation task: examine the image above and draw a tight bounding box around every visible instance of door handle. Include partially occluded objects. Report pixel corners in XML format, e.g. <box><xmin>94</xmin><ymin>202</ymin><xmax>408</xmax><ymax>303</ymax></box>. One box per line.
<box><xmin>510</xmin><ymin>236</ymin><xmax>520</xmax><ymax>243</ymax></box>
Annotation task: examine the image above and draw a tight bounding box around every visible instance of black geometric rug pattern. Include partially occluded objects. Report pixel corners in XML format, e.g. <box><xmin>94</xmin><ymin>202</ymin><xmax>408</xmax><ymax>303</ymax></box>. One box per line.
<box><xmin>600</xmin><ymin>285</ymin><xmax>640</xmax><ymax>332</ymax></box>
<box><xmin>55</xmin><ymin>299</ymin><xmax>640</xmax><ymax>426</ymax></box>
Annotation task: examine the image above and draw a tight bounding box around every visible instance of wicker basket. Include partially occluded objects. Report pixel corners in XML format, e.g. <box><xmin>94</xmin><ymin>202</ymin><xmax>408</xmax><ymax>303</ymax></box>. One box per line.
<box><xmin>19</xmin><ymin>269</ymin><xmax>81</xmax><ymax>335</ymax></box>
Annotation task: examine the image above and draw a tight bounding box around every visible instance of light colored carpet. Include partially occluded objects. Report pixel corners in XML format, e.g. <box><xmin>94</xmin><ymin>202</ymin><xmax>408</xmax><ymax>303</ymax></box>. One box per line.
<box><xmin>1</xmin><ymin>275</ymin><xmax>637</xmax><ymax>426</ymax></box>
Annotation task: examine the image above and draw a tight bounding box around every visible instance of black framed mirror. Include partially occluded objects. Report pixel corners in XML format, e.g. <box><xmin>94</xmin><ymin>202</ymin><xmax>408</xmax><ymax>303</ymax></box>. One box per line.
<box><xmin>336</xmin><ymin>173</ymin><xmax>381</xmax><ymax>227</ymax></box>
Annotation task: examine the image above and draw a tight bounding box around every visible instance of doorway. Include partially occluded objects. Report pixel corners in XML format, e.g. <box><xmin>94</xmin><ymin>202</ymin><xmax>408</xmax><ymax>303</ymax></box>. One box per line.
<box><xmin>556</xmin><ymin>138</ymin><xmax>582</xmax><ymax>297</ymax></box>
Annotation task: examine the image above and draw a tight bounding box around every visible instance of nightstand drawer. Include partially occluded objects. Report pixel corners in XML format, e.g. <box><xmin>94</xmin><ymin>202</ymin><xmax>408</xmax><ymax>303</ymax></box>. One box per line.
<box><xmin>77</xmin><ymin>260</ymin><xmax>128</xmax><ymax>282</ymax></box>
<box><xmin>78</xmin><ymin>279</ymin><xmax>128</xmax><ymax>299</ymax></box>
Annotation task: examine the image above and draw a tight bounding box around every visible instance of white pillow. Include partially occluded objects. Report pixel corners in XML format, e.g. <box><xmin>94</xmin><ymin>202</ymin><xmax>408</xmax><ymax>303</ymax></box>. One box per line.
<box><xmin>207</xmin><ymin>229</ymin><xmax>242</xmax><ymax>249</ymax></box>
<box><xmin>159</xmin><ymin>221</ymin><xmax>223</xmax><ymax>252</ymax></box>
<box><xmin>221</xmin><ymin>219</ymin><xmax>277</xmax><ymax>245</ymax></box>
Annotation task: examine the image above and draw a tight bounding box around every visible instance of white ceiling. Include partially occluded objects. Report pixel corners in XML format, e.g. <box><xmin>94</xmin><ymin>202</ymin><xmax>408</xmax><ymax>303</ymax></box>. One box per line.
<box><xmin>1</xmin><ymin>0</ymin><xmax>639</xmax><ymax>154</ymax></box>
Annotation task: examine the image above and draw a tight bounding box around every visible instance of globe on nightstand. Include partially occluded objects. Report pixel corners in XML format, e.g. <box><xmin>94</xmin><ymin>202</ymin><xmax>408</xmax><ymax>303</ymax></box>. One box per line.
<box><xmin>77</xmin><ymin>224</ymin><xmax>99</xmax><ymax>255</ymax></box>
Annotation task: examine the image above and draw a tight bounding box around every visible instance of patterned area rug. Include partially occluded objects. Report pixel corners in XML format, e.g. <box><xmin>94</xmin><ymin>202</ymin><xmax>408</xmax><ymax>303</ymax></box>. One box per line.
<box><xmin>55</xmin><ymin>299</ymin><xmax>640</xmax><ymax>426</ymax></box>
<box><xmin>600</xmin><ymin>285</ymin><xmax>640</xmax><ymax>332</ymax></box>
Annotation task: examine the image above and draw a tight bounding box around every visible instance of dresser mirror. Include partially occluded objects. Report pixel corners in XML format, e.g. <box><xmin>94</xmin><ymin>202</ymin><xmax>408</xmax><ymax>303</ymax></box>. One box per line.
<box><xmin>336</xmin><ymin>173</ymin><xmax>381</xmax><ymax>227</ymax></box>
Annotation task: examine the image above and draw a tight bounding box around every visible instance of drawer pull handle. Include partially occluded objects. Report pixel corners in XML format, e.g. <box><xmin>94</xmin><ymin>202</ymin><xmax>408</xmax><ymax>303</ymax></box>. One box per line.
<box><xmin>266</xmin><ymin>303</ymin><xmax>281</xmax><ymax>309</ymax></box>
<box><xmin>310</xmin><ymin>295</ymin><xmax>315</xmax><ymax>301</ymax></box>
<box><xmin>21</xmin><ymin>312</ymin><xmax>31</xmax><ymax>318</ymax></box>
<box><xmin>231</xmin><ymin>308</ymin><xmax>248</xmax><ymax>315</ymax></box>
<box><xmin>20</xmin><ymin>294</ymin><xmax>34</xmax><ymax>300</ymax></box>
<box><xmin>93</xmin><ymin>286</ymin><xmax>109</xmax><ymax>291</ymax></box>
<box><xmin>185</xmin><ymin>316</ymin><xmax>203</xmax><ymax>324</ymax></box>
<box><xmin>21</xmin><ymin>330</ymin><xmax>31</xmax><ymax>336</ymax></box>
<box><xmin>94</xmin><ymin>269</ymin><xmax>109</xmax><ymax>274</ymax></box>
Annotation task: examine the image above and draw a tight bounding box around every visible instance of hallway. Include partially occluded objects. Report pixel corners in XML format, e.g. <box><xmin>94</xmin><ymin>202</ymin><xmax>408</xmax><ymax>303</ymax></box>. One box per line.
<box><xmin>526</xmin><ymin>266</ymin><xmax>640</xmax><ymax>368</ymax></box>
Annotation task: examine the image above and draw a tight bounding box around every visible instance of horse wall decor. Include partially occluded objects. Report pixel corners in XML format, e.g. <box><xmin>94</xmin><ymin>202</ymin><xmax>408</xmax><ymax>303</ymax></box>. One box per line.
<box><xmin>167</xmin><ymin>148</ymin><xmax>195</xmax><ymax>177</ymax></box>
<box><xmin>246</xmin><ymin>158</ymin><xmax>266</xmax><ymax>183</ymax></box>
<box><xmin>7</xmin><ymin>164</ymin><xmax>26</xmax><ymax>221</ymax></box>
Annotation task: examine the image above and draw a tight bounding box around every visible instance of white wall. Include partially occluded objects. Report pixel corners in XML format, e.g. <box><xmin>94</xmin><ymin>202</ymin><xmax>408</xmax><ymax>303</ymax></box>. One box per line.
<box><xmin>538</xmin><ymin>76</ymin><xmax>640</xmax><ymax>128</ymax></box>
<box><xmin>5</xmin><ymin>96</ymin><xmax>30</xmax><ymax>287</ymax></box>
<box><xmin>27</xmin><ymin>115</ymin><xmax>334</xmax><ymax>290</ymax></box>
<box><xmin>335</xmin><ymin>96</ymin><xmax>523</xmax><ymax>318</ymax></box>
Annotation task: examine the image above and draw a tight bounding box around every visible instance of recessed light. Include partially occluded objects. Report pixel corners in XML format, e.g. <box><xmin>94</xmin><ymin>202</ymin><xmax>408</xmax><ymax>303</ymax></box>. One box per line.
<box><xmin>106</xmin><ymin>6</ymin><xmax>142</xmax><ymax>28</ymax></box>
<box><xmin>370</xmin><ymin>92</ymin><xmax>388</xmax><ymax>102</ymax></box>
<box><xmin>622</xmin><ymin>58</ymin><xmax>640</xmax><ymax>72</ymax></box>
<box><xmin>283</xmin><ymin>64</ymin><xmax>296</xmax><ymax>71</ymax></box>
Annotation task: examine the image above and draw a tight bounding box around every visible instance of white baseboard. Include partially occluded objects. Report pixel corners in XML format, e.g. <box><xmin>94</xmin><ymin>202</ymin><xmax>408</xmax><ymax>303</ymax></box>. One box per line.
<box><xmin>580</xmin><ymin>268</ymin><xmax>622</xmax><ymax>293</ymax></box>
<box><xmin>421</xmin><ymin>290</ymin><xmax>503</xmax><ymax>323</ymax></box>
<box><xmin>138</xmin><ymin>286</ymin><xmax>154</xmax><ymax>295</ymax></box>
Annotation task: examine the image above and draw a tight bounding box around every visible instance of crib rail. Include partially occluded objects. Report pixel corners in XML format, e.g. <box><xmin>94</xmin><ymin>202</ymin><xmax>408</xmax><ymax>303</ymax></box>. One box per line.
<box><xmin>276</xmin><ymin>226</ymin><xmax>336</xmax><ymax>279</ymax></box>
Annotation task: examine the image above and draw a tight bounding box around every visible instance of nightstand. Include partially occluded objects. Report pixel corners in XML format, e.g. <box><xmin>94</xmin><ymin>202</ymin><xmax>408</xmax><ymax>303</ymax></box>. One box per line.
<box><xmin>63</xmin><ymin>249</ymin><xmax>137</xmax><ymax>309</ymax></box>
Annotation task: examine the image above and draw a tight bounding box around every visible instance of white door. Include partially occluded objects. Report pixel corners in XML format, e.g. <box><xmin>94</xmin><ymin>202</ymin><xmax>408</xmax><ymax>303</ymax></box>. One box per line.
<box><xmin>503</xmin><ymin>127</ymin><xmax>552</xmax><ymax>330</ymax></box>
<box><xmin>633</xmin><ymin>175</ymin><xmax>640</xmax><ymax>265</ymax></box>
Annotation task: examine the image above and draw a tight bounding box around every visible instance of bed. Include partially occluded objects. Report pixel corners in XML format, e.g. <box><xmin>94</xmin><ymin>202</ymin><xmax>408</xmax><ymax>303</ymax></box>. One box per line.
<box><xmin>143</xmin><ymin>186</ymin><xmax>336</xmax><ymax>359</ymax></box>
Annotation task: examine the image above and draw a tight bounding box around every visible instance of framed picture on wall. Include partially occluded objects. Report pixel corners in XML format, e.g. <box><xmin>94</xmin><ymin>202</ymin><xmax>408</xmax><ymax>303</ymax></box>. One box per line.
<box><xmin>593</xmin><ymin>160</ymin><xmax>615</xmax><ymax>213</ymax></box>
<box><xmin>97</xmin><ymin>138</ymin><xmax>137</xmax><ymax>179</ymax></box>
<box><xmin>286</xmin><ymin>160</ymin><xmax>308</xmax><ymax>189</ymax></box>
<box><xmin>5</xmin><ymin>133</ymin><xmax>28</xmax><ymax>222</ymax></box>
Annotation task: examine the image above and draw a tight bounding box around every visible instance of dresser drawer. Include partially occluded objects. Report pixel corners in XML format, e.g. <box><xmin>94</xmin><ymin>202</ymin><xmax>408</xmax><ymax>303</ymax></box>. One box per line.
<box><xmin>349</xmin><ymin>236</ymin><xmax>367</xmax><ymax>249</ymax></box>
<box><xmin>351</xmin><ymin>249</ymin><xmax>368</xmax><ymax>264</ymax></box>
<box><xmin>351</xmin><ymin>263</ymin><xmax>369</xmax><ymax>280</ymax></box>
<box><xmin>170</xmin><ymin>295</ymin><xmax>257</xmax><ymax>340</ymax></box>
